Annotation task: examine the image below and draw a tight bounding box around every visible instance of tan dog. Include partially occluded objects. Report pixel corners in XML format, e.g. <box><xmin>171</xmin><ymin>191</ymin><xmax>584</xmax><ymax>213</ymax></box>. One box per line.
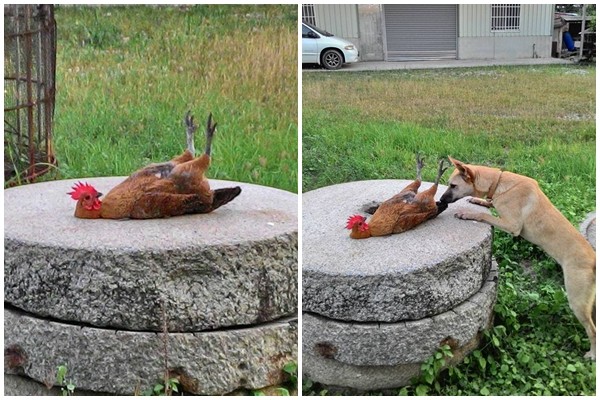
<box><xmin>440</xmin><ymin>157</ymin><xmax>596</xmax><ymax>360</ymax></box>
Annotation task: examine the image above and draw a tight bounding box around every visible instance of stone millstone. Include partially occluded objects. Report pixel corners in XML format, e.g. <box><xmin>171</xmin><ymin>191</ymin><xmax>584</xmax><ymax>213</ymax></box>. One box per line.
<box><xmin>5</xmin><ymin>177</ymin><xmax>297</xmax><ymax>332</ymax></box>
<box><xmin>302</xmin><ymin>263</ymin><xmax>498</xmax><ymax>391</ymax></box>
<box><xmin>4</xmin><ymin>374</ymin><xmax>110</xmax><ymax>396</ymax></box>
<box><xmin>5</xmin><ymin>308</ymin><xmax>297</xmax><ymax>396</ymax></box>
<box><xmin>302</xmin><ymin>180</ymin><xmax>493</xmax><ymax>322</ymax></box>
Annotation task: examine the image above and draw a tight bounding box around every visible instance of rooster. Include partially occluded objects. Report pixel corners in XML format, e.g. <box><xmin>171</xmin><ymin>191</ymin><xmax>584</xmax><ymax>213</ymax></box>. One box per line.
<box><xmin>68</xmin><ymin>112</ymin><xmax>241</xmax><ymax>219</ymax></box>
<box><xmin>346</xmin><ymin>155</ymin><xmax>449</xmax><ymax>239</ymax></box>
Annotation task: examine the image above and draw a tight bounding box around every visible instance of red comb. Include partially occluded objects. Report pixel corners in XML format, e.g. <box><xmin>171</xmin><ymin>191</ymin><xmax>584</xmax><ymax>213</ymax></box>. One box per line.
<box><xmin>68</xmin><ymin>181</ymin><xmax>98</xmax><ymax>200</ymax></box>
<box><xmin>346</xmin><ymin>214</ymin><xmax>368</xmax><ymax>231</ymax></box>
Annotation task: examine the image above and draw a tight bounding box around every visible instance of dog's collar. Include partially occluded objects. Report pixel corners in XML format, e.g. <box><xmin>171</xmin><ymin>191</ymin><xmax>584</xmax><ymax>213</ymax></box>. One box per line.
<box><xmin>487</xmin><ymin>171</ymin><xmax>503</xmax><ymax>200</ymax></box>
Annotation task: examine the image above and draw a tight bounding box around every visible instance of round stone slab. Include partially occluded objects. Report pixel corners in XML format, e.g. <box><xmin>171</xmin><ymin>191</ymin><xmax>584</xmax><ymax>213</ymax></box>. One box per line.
<box><xmin>303</xmin><ymin>264</ymin><xmax>498</xmax><ymax>391</ymax></box>
<box><xmin>579</xmin><ymin>212</ymin><xmax>596</xmax><ymax>250</ymax></box>
<box><xmin>5</xmin><ymin>177</ymin><xmax>297</xmax><ymax>331</ymax></box>
<box><xmin>4</xmin><ymin>308</ymin><xmax>297</xmax><ymax>396</ymax></box>
<box><xmin>303</xmin><ymin>180</ymin><xmax>493</xmax><ymax>322</ymax></box>
<box><xmin>4</xmin><ymin>374</ymin><xmax>110</xmax><ymax>396</ymax></box>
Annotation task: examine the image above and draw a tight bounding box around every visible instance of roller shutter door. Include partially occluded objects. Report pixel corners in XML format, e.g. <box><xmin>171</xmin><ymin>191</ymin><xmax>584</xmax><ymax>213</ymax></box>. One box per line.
<box><xmin>384</xmin><ymin>5</ymin><xmax>457</xmax><ymax>61</ymax></box>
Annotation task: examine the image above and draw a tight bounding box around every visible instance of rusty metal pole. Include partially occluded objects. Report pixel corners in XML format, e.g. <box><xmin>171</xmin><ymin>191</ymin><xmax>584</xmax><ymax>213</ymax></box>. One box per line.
<box><xmin>24</xmin><ymin>6</ymin><xmax>36</xmax><ymax>178</ymax></box>
<box><xmin>4</xmin><ymin>5</ymin><xmax>57</xmax><ymax>185</ymax></box>
<box><xmin>579</xmin><ymin>4</ymin><xmax>587</xmax><ymax>60</ymax></box>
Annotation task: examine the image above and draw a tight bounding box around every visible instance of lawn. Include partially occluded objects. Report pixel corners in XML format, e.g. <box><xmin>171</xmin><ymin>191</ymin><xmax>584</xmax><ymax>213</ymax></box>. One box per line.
<box><xmin>46</xmin><ymin>5</ymin><xmax>297</xmax><ymax>192</ymax></box>
<box><xmin>302</xmin><ymin>65</ymin><xmax>596</xmax><ymax>395</ymax></box>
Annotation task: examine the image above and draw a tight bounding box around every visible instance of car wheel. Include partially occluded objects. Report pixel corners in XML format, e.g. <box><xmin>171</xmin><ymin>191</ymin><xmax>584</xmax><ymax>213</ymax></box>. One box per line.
<box><xmin>321</xmin><ymin>49</ymin><xmax>343</xmax><ymax>70</ymax></box>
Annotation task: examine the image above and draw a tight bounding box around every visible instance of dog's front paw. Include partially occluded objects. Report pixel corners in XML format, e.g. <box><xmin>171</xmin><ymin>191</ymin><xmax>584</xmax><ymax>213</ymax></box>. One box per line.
<box><xmin>584</xmin><ymin>350</ymin><xmax>596</xmax><ymax>361</ymax></box>
<box><xmin>454</xmin><ymin>211</ymin><xmax>477</xmax><ymax>221</ymax></box>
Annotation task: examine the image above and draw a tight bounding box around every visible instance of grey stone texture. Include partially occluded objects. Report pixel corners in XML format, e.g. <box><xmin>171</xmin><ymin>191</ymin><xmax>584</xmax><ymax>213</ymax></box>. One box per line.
<box><xmin>303</xmin><ymin>263</ymin><xmax>497</xmax><ymax>366</ymax></box>
<box><xmin>5</xmin><ymin>177</ymin><xmax>298</xmax><ymax>332</ymax></box>
<box><xmin>5</xmin><ymin>308</ymin><xmax>297</xmax><ymax>396</ymax></box>
<box><xmin>302</xmin><ymin>180</ymin><xmax>493</xmax><ymax>322</ymax></box>
<box><xmin>579</xmin><ymin>211</ymin><xmax>596</xmax><ymax>250</ymax></box>
<box><xmin>303</xmin><ymin>264</ymin><xmax>498</xmax><ymax>391</ymax></box>
<box><xmin>4</xmin><ymin>374</ymin><xmax>110</xmax><ymax>396</ymax></box>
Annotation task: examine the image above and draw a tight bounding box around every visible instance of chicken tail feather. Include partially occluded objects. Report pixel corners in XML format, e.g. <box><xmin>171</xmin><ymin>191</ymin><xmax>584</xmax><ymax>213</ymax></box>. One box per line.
<box><xmin>435</xmin><ymin>201</ymin><xmax>448</xmax><ymax>216</ymax></box>
<box><xmin>211</xmin><ymin>187</ymin><xmax>242</xmax><ymax>211</ymax></box>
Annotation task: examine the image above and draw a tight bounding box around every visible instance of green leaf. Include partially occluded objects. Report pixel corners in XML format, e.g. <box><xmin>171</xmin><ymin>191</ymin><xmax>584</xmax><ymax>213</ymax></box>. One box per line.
<box><xmin>277</xmin><ymin>387</ymin><xmax>290</xmax><ymax>396</ymax></box>
<box><xmin>56</xmin><ymin>365</ymin><xmax>67</xmax><ymax>385</ymax></box>
<box><xmin>519</xmin><ymin>354</ymin><xmax>530</xmax><ymax>364</ymax></box>
<box><xmin>415</xmin><ymin>385</ymin><xmax>429</xmax><ymax>396</ymax></box>
<box><xmin>397</xmin><ymin>387</ymin><xmax>409</xmax><ymax>396</ymax></box>
<box><xmin>283</xmin><ymin>362</ymin><xmax>297</xmax><ymax>375</ymax></box>
<box><xmin>425</xmin><ymin>374</ymin><xmax>435</xmax><ymax>385</ymax></box>
<box><xmin>492</xmin><ymin>335</ymin><xmax>500</xmax><ymax>346</ymax></box>
<box><xmin>303</xmin><ymin>378</ymin><xmax>313</xmax><ymax>390</ymax></box>
<box><xmin>566</xmin><ymin>364</ymin><xmax>577</xmax><ymax>372</ymax></box>
<box><xmin>153</xmin><ymin>383</ymin><xmax>164</xmax><ymax>393</ymax></box>
<box><xmin>480</xmin><ymin>387</ymin><xmax>490</xmax><ymax>395</ymax></box>
<box><xmin>478</xmin><ymin>356</ymin><xmax>487</xmax><ymax>371</ymax></box>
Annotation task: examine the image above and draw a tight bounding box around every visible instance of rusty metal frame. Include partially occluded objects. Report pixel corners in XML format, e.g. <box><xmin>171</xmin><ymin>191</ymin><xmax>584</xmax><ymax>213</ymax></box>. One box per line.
<box><xmin>4</xmin><ymin>4</ymin><xmax>57</xmax><ymax>185</ymax></box>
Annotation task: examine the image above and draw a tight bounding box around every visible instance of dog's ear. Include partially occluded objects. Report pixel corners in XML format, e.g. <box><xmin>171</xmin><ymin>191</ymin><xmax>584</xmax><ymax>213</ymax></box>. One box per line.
<box><xmin>448</xmin><ymin>156</ymin><xmax>460</xmax><ymax>166</ymax></box>
<box><xmin>448</xmin><ymin>157</ymin><xmax>475</xmax><ymax>182</ymax></box>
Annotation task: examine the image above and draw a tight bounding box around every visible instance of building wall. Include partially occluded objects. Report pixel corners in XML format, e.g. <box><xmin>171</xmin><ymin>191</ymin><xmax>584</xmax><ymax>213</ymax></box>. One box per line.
<box><xmin>310</xmin><ymin>4</ymin><xmax>555</xmax><ymax>61</ymax></box>
<box><xmin>459</xmin><ymin>4</ymin><xmax>553</xmax><ymax>37</ymax></box>
<box><xmin>357</xmin><ymin>4</ymin><xmax>384</xmax><ymax>61</ymax></box>
<box><xmin>458</xmin><ymin>36</ymin><xmax>552</xmax><ymax>59</ymax></box>
<box><xmin>458</xmin><ymin>4</ymin><xmax>554</xmax><ymax>59</ymax></box>
<box><xmin>314</xmin><ymin>4</ymin><xmax>359</xmax><ymax>40</ymax></box>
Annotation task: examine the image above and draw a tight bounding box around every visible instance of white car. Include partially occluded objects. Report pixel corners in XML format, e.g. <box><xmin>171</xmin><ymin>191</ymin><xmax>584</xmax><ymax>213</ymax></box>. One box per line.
<box><xmin>302</xmin><ymin>22</ymin><xmax>359</xmax><ymax>70</ymax></box>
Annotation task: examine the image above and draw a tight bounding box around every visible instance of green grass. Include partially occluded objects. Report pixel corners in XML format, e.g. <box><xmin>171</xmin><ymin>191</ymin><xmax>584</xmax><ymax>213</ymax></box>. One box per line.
<box><xmin>302</xmin><ymin>65</ymin><xmax>596</xmax><ymax>396</ymax></box>
<box><xmin>43</xmin><ymin>5</ymin><xmax>297</xmax><ymax>192</ymax></box>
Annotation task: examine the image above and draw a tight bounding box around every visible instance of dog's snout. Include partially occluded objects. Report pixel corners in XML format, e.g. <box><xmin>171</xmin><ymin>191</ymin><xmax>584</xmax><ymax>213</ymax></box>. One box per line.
<box><xmin>440</xmin><ymin>190</ymin><xmax>457</xmax><ymax>204</ymax></box>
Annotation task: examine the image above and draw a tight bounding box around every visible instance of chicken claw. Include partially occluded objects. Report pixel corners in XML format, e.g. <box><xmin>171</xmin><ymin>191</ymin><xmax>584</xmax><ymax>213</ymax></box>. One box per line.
<box><xmin>436</xmin><ymin>159</ymin><xmax>449</xmax><ymax>184</ymax></box>
<box><xmin>204</xmin><ymin>113</ymin><xmax>217</xmax><ymax>156</ymax></box>
<box><xmin>415</xmin><ymin>153</ymin><xmax>425</xmax><ymax>181</ymax></box>
<box><xmin>184</xmin><ymin>111</ymin><xmax>198</xmax><ymax>155</ymax></box>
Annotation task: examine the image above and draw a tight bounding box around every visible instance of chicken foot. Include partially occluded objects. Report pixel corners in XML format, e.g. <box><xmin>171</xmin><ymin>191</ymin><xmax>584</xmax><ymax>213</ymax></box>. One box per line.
<box><xmin>204</xmin><ymin>113</ymin><xmax>217</xmax><ymax>157</ymax></box>
<box><xmin>183</xmin><ymin>111</ymin><xmax>217</xmax><ymax>157</ymax></box>
<box><xmin>434</xmin><ymin>158</ymin><xmax>449</xmax><ymax>185</ymax></box>
<box><xmin>414</xmin><ymin>158</ymin><xmax>449</xmax><ymax>202</ymax></box>
<box><xmin>415</xmin><ymin>153</ymin><xmax>425</xmax><ymax>182</ymax></box>
<box><xmin>184</xmin><ymin>111</ymin><xmax>197</xmax><ymax>155</ymax></box>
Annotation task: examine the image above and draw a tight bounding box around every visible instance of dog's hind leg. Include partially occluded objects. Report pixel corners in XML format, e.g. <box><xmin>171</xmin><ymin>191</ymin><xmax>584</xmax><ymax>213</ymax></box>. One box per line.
<box><xmin>564</xmin><ymin>263</ymin><xmax>596</xmax><ymax>360</ymax></box>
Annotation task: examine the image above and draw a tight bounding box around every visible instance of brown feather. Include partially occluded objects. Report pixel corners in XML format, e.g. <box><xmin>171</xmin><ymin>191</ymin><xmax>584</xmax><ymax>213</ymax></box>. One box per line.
<box><xmin>366</xmin><ymin>180</ymin><xmax>441</xmax><ymax>237</ymax></box>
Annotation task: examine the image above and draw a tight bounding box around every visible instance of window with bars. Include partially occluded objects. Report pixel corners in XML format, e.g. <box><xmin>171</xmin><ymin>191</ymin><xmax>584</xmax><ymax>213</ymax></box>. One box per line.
<box><xmin>491</xmin><ymin>4</ymin><xmax>520</xmax><ymax>32</ymax></box>
<box><xmin>302</xmin><ymin>4</ymin><xmax>316</xmax><ymax>25</ymax></box>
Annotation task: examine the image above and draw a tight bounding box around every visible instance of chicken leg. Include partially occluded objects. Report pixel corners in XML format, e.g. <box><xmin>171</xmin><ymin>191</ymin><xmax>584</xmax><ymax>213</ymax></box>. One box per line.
<box><xmin>414</xmin><ymin>158</ymin><xmax>448</xmax><ymax>202</ymax></box>
<box><xmin>185</xmin><ymin>110</ymin><xmax>196</xmax><ymax>155</ymax></box>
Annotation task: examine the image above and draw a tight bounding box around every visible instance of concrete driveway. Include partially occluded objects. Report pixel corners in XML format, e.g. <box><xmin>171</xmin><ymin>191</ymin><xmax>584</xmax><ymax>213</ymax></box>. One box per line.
<box><xmin>304</xmin><ymin>57</ymin><xmax>574</xmax><ymax>72</ymax></box>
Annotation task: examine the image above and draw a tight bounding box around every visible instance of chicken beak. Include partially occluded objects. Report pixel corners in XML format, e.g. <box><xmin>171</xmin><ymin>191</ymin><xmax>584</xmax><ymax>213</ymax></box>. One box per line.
<box><xmin>96</xmin><ymin>192</ymin><xmax>103</xmax><ymax>198</ymax></box>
